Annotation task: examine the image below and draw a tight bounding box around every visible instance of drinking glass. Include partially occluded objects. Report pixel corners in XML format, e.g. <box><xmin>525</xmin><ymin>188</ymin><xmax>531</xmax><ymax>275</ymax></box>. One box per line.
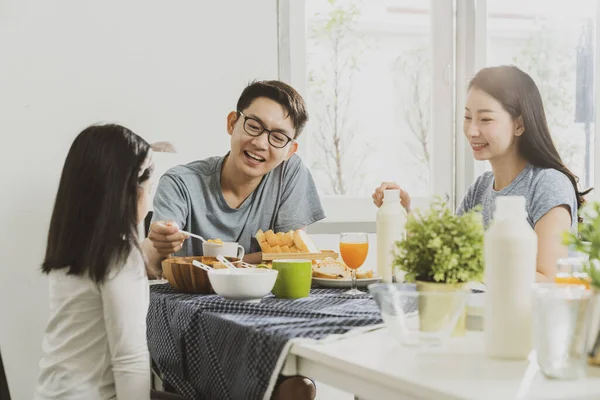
<box><xmin>339</xmin><ymin>232</ymin><xmax>369</xmax><ymax>295</ymax></box>
<box><xmin>555</xmin><ymin>258</ymin><xmax>590</xmax><ymax>289</ymax></box>
<box><xmin>533</xmin><ymin>283</ymin><xmax>591</xmax><ymax>380</ymax></box>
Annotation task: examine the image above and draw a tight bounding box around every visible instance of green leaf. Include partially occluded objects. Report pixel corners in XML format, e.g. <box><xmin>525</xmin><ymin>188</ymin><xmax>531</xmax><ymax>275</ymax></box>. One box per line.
<box><xmin>394</xmin><ymin>197</ymin><xmax>484</xmax><ymax>284</ymax></box>
<box><xmin>564</xmin><ymin>201</ymin><xmax>600</xmax><ymax>289</ymax></box>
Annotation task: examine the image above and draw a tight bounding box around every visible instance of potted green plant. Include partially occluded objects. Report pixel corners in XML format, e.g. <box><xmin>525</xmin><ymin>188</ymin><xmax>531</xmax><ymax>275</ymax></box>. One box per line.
<box><xmin>563</xmin><ymin>201</ymin><xmax>600</xmax><ymax>366</ymax></box>
<box><xmin>393</xmin><ymin>198</ymin><xmax>484</xmax><ymax>336</ymax></box>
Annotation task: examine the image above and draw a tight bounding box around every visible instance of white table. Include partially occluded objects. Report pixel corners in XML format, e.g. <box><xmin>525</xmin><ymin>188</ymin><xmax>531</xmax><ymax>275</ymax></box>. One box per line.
<box><xmin>282</xmin><ymin>328</ymin><xmax>600</xmax><ymax>400</ymax></box>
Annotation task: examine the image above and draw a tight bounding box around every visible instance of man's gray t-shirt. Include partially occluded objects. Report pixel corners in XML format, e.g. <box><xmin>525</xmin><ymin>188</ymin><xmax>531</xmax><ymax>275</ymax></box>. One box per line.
<box><xmin>151</xmin><ymin>153</ymin><xmax>325</xmax><ymax>256</ymax></box>
<box><xmin>456</xmin><ymin>164</ymin><xmax>578</xmax><ymax>229</ymax></box>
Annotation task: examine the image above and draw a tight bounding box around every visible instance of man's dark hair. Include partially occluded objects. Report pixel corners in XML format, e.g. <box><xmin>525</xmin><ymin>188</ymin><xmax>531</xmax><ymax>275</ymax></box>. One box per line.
<box><xmin>236</xmin><ymin>80</ymin><xmax>309</xmax><ymax>138</ymax></box>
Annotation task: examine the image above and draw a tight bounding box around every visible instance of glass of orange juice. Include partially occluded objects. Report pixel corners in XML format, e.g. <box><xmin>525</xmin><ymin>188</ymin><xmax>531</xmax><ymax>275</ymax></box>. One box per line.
<box><xmin>555</xmin><ymin>258</ymin><xmax>590</xmax><ymax>289</ymax></box>
<box><xmin>339</xmin><ymin>232</ymin><xmax>369</xmax><ymax>295</ymax></box>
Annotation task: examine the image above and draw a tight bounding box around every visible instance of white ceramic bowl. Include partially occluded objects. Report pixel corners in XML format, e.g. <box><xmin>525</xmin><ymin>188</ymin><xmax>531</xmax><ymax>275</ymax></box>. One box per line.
<box><xmin>207</xmin><ymin>268</ymin><xmax>278</xmax><ymax>302</ymax></box>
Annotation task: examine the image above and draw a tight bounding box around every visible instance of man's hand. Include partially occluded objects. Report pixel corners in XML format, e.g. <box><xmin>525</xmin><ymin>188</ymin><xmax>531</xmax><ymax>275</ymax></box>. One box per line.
<box><xmin>147</xmin><ymin>221</ymin><xmax>188</xmax><ymax>257</ymax></box>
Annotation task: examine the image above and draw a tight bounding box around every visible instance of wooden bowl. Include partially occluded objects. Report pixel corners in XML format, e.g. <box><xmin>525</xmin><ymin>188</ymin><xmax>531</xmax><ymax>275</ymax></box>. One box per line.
<box><xmin>161</xmin><ymin>256</ymin><xmax>242</xmax><ymax>294</ymax></box>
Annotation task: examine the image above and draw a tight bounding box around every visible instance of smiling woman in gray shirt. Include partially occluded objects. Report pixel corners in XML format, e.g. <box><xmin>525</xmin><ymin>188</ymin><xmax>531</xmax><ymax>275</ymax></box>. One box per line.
<box><xmin>373</xmin><ymin>66</ymin><xmax>590</xmax><ymax>282</ymax></box>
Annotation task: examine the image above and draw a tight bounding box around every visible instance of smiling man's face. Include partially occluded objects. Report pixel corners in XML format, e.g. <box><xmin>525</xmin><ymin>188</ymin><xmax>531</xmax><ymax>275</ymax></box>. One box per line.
<box><xmin>226</xmin><ymin>97</ymin><xmax>298</xmax><ymax>180</ymax></box>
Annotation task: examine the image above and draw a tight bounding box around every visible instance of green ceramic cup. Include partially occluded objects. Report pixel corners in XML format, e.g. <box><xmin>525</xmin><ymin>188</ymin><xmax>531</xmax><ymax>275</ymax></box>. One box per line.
<box><xmin>271</xmin><ymin>259</ymin><xmax>312</xmax><ymax>299</ymax></box>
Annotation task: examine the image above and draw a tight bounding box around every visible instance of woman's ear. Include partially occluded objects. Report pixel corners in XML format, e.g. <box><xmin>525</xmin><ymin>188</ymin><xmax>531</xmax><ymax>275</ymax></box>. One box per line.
<box><xmin>227</xmin><ymin>111</ymin><xmax>239</xmax><ymax>136</ymax></box>
<box><xmin>515</xmin><ymin>115</ymin><xmax>525</xmax><ymax>137</ymax></box>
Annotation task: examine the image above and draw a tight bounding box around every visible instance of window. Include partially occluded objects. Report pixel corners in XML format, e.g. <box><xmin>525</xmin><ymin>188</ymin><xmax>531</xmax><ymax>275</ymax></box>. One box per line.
<box><xmin>305</xmin><ymin>0</ymin><xmax>433</xmax><ymax>198</ymax></box>
<box><xmin>288</xmin><ymin>0</ymin><xmax>454</xmax><ymax>225</ymax></box>
<box><xmin>485</xmin><ymin>0</ymin><xmax>597</xmax><ymax>190</ymax></box>
<box><xmin>280</xmin><ymin>0</ymin><xmax>600</xmax><ymax>229</ymax></box>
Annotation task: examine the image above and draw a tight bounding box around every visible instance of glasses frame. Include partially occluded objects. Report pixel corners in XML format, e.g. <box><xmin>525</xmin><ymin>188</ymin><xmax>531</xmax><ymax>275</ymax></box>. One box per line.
<box><xmin>237</xmin><ymin>111</ymin><xmax>294</xmax><ymax>148</ymax></box>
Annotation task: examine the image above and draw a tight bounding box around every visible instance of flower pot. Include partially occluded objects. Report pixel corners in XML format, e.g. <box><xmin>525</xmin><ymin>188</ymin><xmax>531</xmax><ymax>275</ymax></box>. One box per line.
<box><xmin>587</xmin><ymin>288</ymin><xmax>600</xmax><ymax>366</ymax></box>
<box><xmin>416</xmin><ymin>281</ymin><xmax>468</xmax><ymax>337</ymax></box>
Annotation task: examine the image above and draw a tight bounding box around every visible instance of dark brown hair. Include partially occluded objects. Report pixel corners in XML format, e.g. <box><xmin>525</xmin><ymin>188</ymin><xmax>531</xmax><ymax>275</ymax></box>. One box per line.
<box><xmin>42</xmin><ymin>124</ymin><xmax>153</xmax><ymax>283</ymax></box>
<box><xmin>469</xmin><ymin>65</ymin><xmax>592</xmax><ymax>212</ymax></box>
<box><xmin>236</xmin><ymin>80</ymin><xmax>309</xmax><ymax>138</ymax></box>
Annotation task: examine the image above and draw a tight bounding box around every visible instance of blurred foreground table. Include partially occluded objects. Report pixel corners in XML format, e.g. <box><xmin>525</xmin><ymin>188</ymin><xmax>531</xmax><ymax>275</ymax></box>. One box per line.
<box><xmin>282</xmin><ymin>328</ymin><xmax>600</xmax><ymax>400</ymax></box>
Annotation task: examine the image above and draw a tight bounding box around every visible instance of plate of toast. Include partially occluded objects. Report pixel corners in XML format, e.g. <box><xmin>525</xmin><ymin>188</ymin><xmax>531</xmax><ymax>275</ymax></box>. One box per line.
<box><xmin>256</xmin><ymin>229</ymin><xmax>339</xmax><ymax>261</ymax></box>
<box><xmin>311</xmin><ymin>257</ymin><xmax>381</xmax><ymax>288</ymax></box>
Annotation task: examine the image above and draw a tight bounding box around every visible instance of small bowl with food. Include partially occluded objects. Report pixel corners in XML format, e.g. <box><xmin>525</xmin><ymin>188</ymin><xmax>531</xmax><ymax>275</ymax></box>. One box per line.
<box><xmin>161</xmin><ymin>256</ymin><xmax>241</xmax><ymax>294</ymax></box>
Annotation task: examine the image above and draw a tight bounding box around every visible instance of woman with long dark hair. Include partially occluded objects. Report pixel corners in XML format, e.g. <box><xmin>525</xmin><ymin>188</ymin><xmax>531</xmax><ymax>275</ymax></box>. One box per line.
<box><xmin>34</xmin><ymin>124</ymin><xmax>182</xmax><ymax>399</ymax></box>
<box><xmin>373</xmin><ymin>65</ymin><xmax>589</xmax><ymax>281</ymax></box>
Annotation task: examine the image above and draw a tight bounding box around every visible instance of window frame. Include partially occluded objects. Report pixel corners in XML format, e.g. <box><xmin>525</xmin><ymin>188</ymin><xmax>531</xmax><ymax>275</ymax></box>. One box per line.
<box><xmin>457</xmin><ymin>0</ymin><xmax>600</xmax><ymax>205</ymax></box>
<box><xmin>283</xmin><ymin>0</ymin><xmax>600</xmax><ymax>231</ymax></box>
<box><xmin>454</xmin><ymin>0</ymin><xmax>487</xmax><ymax>209</ymax></box>
<box><xmin>279</xmin><ymin>0</ymin><xmax>456</xmax><ymax>233</ymax></box>
<box><xmin>594</xmin><ymin>0</ymin><xmax>600</xmax><ymax>195</ymax></box>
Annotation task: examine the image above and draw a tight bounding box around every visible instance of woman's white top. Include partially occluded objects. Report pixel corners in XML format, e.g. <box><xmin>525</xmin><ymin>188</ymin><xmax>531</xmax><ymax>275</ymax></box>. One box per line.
<box><xmin>34</xmin><ymin>249</ymin><xmax>151</xmax><ymax>400</ymax></box>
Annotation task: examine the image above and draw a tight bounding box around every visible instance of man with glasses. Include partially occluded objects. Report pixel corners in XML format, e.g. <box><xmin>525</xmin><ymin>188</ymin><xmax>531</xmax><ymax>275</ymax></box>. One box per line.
<box><xmin>144</xmin><ymin>79</ymin><xmax>324</xmax><ymax>266</ymax></box>
<box><xmin>143</xmin><ymin>81</ymin><xmax>322</xmax><ymax>400</ymax></box>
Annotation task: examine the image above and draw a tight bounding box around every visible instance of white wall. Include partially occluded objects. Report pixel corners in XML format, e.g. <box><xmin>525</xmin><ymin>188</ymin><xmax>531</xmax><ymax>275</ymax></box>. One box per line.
<box><xmin>0</xmin><ymin>1</ymin><xmax>278</xmax><ymax>398</ymax></box>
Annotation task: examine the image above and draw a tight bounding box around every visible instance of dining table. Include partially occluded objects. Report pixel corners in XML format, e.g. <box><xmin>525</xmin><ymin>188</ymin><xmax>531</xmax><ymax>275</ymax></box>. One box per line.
<box><xmin>147</xmin><ymin>283</ymin><xmax>382</xmax><ymax>400</ymax></box>
<box><xmin>281</xmin><ymin>328</ymin><xmax>600</xmax><ymax>400</ymax></box>
<box><xmin>147</xmin><ymin>282</ymin><xmax>600</xmax><ymax>400</ymax></box>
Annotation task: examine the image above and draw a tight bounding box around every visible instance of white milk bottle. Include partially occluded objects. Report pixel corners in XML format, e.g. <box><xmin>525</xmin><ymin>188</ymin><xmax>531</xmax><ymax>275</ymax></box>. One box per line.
<box><xmin>484</xmin><ymin>195</ymin><xmax>537</xmax><ymax>359</ymax></box>
<box><xmin>376</xmin><ymin>189</ymin><xmax>407</xmax><ymax>283</ymax></box>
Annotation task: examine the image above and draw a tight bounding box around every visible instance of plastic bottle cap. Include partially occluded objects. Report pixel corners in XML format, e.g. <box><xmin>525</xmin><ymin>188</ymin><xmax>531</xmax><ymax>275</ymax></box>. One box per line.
<box><xmin>383</xmin><ymin>189</ymin><xmax>401</xmax><ymax>201</ymax></box>
<box><xmin>494</xmin><ymin>196</ymin><xmax>527</xmax><ymax>220</ymax></box>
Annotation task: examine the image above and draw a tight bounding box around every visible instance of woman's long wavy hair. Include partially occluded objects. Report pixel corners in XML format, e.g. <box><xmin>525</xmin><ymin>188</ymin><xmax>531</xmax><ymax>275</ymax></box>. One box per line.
<box><xmin>469</xmin><ymin>65</ymin><xmax>592</xmax><ymax>215</ymax></box>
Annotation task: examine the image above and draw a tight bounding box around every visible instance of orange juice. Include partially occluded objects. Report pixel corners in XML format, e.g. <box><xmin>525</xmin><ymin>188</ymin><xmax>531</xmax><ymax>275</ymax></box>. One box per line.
<box><xmin>555</xmin><ymin>273</ymin><xmax>591</xmax><ymax>289</ymax></box>
<box><xmin>340</xmin><ymin>242</ymin><xmax>369</xmax><ymax>270</ymax></box>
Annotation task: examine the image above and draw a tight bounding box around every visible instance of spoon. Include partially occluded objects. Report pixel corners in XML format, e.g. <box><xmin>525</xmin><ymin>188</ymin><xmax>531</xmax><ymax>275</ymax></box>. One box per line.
<box><xmin>240</xmin><ymin>261</ymin><xmax>257</xmax><ymax>268</ymax></box>
<box><xmin>180</xmin><ymin>230</ymin><xmax>223</xmax><ymax>246</ymax></box>
<box><xmin>192</xmin><ymin>260</ymin><xmax>212</xmax><ymax>273</ymax></box>
<box><xmin>217</xmin><ymin>255</ymin><xmax>238</xmax><ymax>270</ymax></box>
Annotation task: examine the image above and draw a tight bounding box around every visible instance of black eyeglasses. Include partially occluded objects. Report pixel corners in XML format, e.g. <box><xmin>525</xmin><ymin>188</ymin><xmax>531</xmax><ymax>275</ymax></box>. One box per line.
<box><xmin>237</xmin><ymin>111</ymin><xmax>294</xmax><ymax>148</ymax></box>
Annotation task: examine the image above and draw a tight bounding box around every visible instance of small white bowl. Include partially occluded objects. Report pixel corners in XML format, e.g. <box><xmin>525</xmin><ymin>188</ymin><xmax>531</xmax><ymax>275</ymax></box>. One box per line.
<box><xmin>207</xmin><ymin>268</ymin><xmax>278</xmax><ymax>302</ymax></box>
